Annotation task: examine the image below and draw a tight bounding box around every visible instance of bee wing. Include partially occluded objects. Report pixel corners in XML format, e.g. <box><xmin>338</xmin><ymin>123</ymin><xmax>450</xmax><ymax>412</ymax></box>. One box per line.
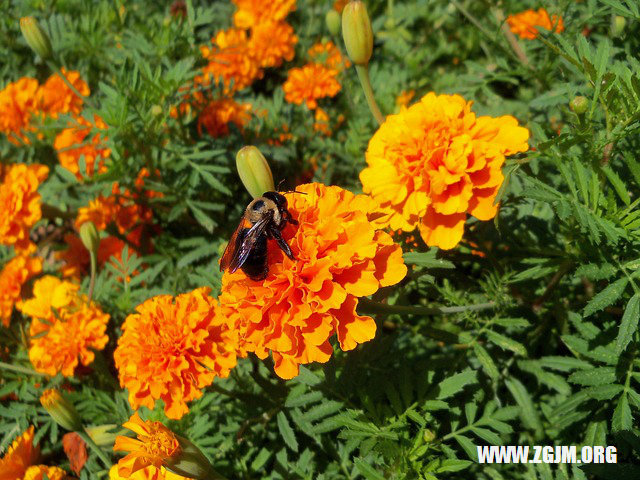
<box><xmin>229</xmin><ymin>213</ymin><xmax>273</xmax><ymax>273</ymax></box>
<box><xmin>220</xmin><ymin>217</ymin><xmax>250</xmax><ymax>272</ymax></box>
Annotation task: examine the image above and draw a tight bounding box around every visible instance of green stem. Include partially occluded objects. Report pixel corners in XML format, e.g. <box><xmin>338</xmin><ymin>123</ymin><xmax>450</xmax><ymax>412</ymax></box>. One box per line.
<box><xmin>358</xmin><ymin>298</ymin><xmax>496</xmax><ymax>316</ymax></box>
<box><xmin>0</xmin><ymin>361</ymin><xmax>48</xmax><ymax>377</ymax></box>
<box><xmin>78</xmin><ymin>429</ymin><xmax>112</xmax><ymax>469</ymax></box>
<box><xmin>355</xmin><ymin>65</ymin><xmax>385</xmax><ymax>125</ymax></box>
<box><xmin>87</xmin><ymin>251</ymin><xmax>97</xmax><ymax>303</ymax></box>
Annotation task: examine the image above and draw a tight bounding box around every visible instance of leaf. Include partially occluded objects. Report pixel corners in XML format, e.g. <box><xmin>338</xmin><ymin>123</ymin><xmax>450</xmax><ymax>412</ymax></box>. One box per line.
<box><xmin>435</xmin><ymin>369</ymin><xmax>477</xmax><ymax>399</ymax></box>
<box><xmin>505</xmin><ymin>378</ymin><xmax>542</xmax><ymax>432</ymax></box>
<box><xmin>602</xmin><ymin>165</ymin><xmax>631</xmax><ymax>205</ymax></box>
<box><xmin>474</xmin><ymin>344</ymin><xmax>499</xmax><ymax>380</ymax></box>
<box><xmin>485</xmin><ymin>331</ymin><xmax>527</xmax><ymax>356</ymax></box>
<box><xmin>454</xmin><ymin>435</ymin><xmax>478</xmax><ymax>461</ymax></box>
<box><xmin>612</xmin><ymin>393</ymin><xmax>632</xmax><ymax>432</ymax></box>
<box><xmin>616</xmin><ymin>293</ymin><xmax>640</xmax><ymax>354</ymax></box>
<box><xmin>583</xmin><ymin>277</ymin><xmax>629</xmax><ymax>317</ymax></box>
<box><xmin>403</xmin><ymin>251</ymin><xmax>454</xmax><ymax>269</ymax></box>
<box><xmin>354</xmin><ymin>458</ymin><xmax>386</xmax><ymax>480</ymax></box>
<box><xmin>276</xmin><ymin>412</ymin><xmax>298</xmax><ymax>452</ymax></box>
<box><xmin>568</xmin><ymin>367</ymin><xmax>617</xmax><ymax>386</ymax></box>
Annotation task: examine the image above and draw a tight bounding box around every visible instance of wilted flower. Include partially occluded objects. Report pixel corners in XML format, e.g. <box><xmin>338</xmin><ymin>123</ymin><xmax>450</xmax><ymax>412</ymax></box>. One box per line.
<box><xmin>231</xmin><ymin>0</ymin><xmax>296</xmax><ymax>29</ymax></box>
<box><xmin>114</xmin><ymin>287</ymin><xmax>238</xmax><ymax>419</ymax></box>
<box><xmin>360</xmin><ymin>92</ymin><xmax>529</xmax><ymax>249</ymax></box>
<box><xmin>197</xmin><ymin>98</ymin><xmax>251</xmax><ymax>138</ymax></box>
<box><xmin>54</xmin><ymin>115</ymin><xmax>110</xmax><ymax>180</ymax></box>
<box><xmin>21</xmin><ymin>275</ymin><xmax>110</xmax><ymax>376</ymax></box>
<box><xmin>62</xmin><ymin>432</ymin><xmax>88</xmax><ymax>475</ymax></box>
<box><xmin>220</xmin><ymin>182</ymin><xmax>407</xmax><ymax>379</ymax></box>
<box><xmin>249</xmin><ymin>21</ymin><xmax>297</xmax><ymax>68</ymax></box>
<box><xmin>0</xmin><ymin>163</ymin><xmax>49</xmax><ymax>252</ymax></box>
<box><xmin>37</xmin><ymin>69</ymin><xmax>89</xmax><ymax>118</ymax></box>
<box><xmin>0</xmin><ymin>426</ymin><xmax>40</xmax><ymax>479</ymax></box>
<box><xmin>283</xmin><ymin>63</ymin><xmax>342</xmax><ymax>110</ymax></box>
<box><xmin>0</xmin><ymin>253</ymin><xmax>42</xmax><ymax>327</ymax></box>
<box><xmin>506</xmin><ymin>8</ymin><xmax>564</xmax><ymax>40</ymax></box>
<box><xmin>0</xmin><ymin>77</ymin><xmax>39</xmax><ymax>143</ymax></box>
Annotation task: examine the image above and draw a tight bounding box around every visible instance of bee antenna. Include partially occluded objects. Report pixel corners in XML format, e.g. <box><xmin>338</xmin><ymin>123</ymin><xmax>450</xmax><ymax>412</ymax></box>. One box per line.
<box><xmin>276</xmin><ymin>179</ymin><xmax>286</xmax><ymax>191</ymax></box>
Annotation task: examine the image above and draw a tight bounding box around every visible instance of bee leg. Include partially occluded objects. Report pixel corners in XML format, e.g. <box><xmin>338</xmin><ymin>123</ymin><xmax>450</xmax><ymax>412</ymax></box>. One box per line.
<box><xmin>269</xmin><ymin>226</ymin><xmax>295</xmax><ymax>260</ymax></box>
<box><xmin>282</xmin><ymin>210</ymin><xmax>298</xmax><ymax>226</ymax></box>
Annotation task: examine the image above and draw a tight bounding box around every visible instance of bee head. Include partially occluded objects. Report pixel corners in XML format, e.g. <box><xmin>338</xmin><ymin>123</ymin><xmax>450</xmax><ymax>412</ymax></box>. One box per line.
<box><xmin>247</xmin><ymin>196</ymin><xmax>280</xmax><ymax>224</ymax></box>
<box><xmin>262</xmin><ymin>191</ymin><xmax>288</xmax><ymax>210</ymax></box>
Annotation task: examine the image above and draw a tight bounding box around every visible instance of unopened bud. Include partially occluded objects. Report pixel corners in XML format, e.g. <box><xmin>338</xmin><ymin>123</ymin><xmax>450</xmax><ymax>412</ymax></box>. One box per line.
<box><xmin>79</xmin><ymin>221</ymin><xmax>100</xmax><ymax>256</ymax></box>
<box><xmin>150</xmin><ymin>105</ymin><xmax>163</xmax><ymax>116</ymax></box>
<box><xmin>40</xmin><ymin>389</ymin><xmax>83</xmax><ymax>431</ymax></box>
<box><xmin>342</xmin><ymin>1</ymin><xmax>373</xmax><ymax>66</ymax></box>
<box><xmin>236</xmin><ymin>146</ymin><xmax>275</xmax><ymax>198</ymax></box>
<box><xmin>610</xmin><ymin>15</ymin><xmax>626</xmax><ymax>37</ymax></box>
<box><xmin>85</xmin><ymin>424</ymin><xmax>119</xmax><ymax>448</ymax></box>
<box><xmin>20</xmin><ymin>17</ymin><xmax>52</xmax><ymax>60</ymax></box>
<box><xmin>570</xmin><ymin>96</ymin><xmax>588</xmax><ymax>115</ymax></box>
<box><xmin>326</xmin><ymin>10</ymin><xmax>341</xmax><ymax>36</ymax></box>
<box><xmin>165</xmin><ymin>435</ymin><xmax>221</xmax><ymax>480</ymax></box>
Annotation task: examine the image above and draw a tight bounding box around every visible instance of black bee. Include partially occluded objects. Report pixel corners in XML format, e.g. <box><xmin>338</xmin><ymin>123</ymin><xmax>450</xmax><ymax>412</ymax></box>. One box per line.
<box><xmin>220</xmin><ymin>191</ymin><xmax>298</xmax><ymax>281</ymax></box>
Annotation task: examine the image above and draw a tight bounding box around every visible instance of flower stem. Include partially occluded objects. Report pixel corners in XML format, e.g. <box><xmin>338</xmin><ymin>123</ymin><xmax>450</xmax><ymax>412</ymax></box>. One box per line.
<box><xmin>0</xmin><ymin>361</ymin><xmax>48</xmax><ymax>376</ymax></box>
<box><xmin>355</xmin><ymin>65</ymin><xmax>385</xmax><ymax>126</ymax></box>
<box><xmin>358</xmin><ymin>298</ymin><xmax>496</xmax><ymax>316</ymax></box>
<box><xmin>88</xmin><ymin>251</ymin><xmax>97</xmax><ymax>303</ymax></box>
<box><xmin>78</xmin><ymin>429</ymin><xmax>112</xmax><ymax>469</ymax></box>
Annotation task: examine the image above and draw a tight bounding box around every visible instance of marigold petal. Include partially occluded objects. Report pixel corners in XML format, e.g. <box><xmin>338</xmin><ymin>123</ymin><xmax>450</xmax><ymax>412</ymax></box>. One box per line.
<box><xmin>418</xmin><ymin>208</ymin><xmax>466</xmax><ymax>250</ymax></box>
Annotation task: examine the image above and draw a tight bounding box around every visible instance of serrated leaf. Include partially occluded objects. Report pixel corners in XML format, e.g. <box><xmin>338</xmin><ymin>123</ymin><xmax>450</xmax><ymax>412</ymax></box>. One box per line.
<box><xmin>485</xmin><ymin>331</ymin><xmax>527</xmax><ymax>356</ymax></box>
<box><xmin>354</xmin><ymin>458</ymin><xmax>385</xmax><ymax>480</ymax></box>
<box><xmin>568</xmin><ymin>367</ymin><xmax>617</xmax><ymax>386</ymax></box>
<box><xmin>612</xmin><ymin>393</ymin><xmax>632</xmax><ymax>432</ymax></box>
<box><xmin>505</xmin><ymin>378</ymin><xmax>542</xmax><ymax>432</ymax></box>
<box><xmin>435</xmin><ymin>369</ymin><xmax>477</xmax><ymax>399</ymax></box>
<box><xmin>584</xmin><ymin>278</ymin><xmax>629</xmax><ymax>316</ymax></box>
<box><xmin>453</xmin><ymin>435</ymin><xmax>478</xmax><ymax>461</ymax></box>
<box><xmin>616</xmin><ymin>293</ymin><xmax>640</xmax><ymax>354</ymax></box>
<box><xmin>276</xmin><ymin>412</ymin><xmax>298</xmax><ymax>452</ymax></box>
<box><xmin>474</xmin><ymin>344</ymin><xmax>499</xmax><ymax>380</ymax></box>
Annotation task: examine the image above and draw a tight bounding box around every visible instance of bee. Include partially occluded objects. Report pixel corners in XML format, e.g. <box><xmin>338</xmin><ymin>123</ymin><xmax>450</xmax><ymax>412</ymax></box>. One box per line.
<box><xmin>220</xmin><ymin>191</ymin><xmax>298</xmax><ymax>281</ymax></box>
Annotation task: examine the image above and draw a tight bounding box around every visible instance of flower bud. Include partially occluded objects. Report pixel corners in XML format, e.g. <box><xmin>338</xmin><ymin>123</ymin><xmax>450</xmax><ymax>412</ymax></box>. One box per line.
<box><xmin>40</xmin><ymin>389</ymin><xmax>83</xmax><ymax>431</ymax></box>
<box><xmin>85</xmin><ymin>424</ymin><xmax>119</xmax><ymax>447</ymax></box>
<box><xmin>326</xmin><ymin>10</ymin><xmax>341</xmax><ymax>36</ymax></box>
<box><xmin>79</xmin><ymin>221</ymin><xmax>99</xmax><ymax>256</ymax></box>
<box><xmin>570</xmin><ymin>96</ymin><xmax>588</xmax><ymax>115</ymax></box>
<box><xmin>610</xmin><ymin>15</ymin><xmax>626</xmax><ymax>37</ymax></box>
<box><xmin>20</xmin><ymin>17</ymin><xmax>52</xmax><ymax>60</ymax></box>
<box><xmin>236</xmin><ymin>146</ymin><xmax>275</xmax><ymax>198</ymax></box>
<box><xmin>165</xmin><ymin>435</ymin><xmax>223</xmax><ymax>480</ymax></box>
<box><xmin>342</xmin><ymin>1</ymin><xmax>373</xmax><ymax>66</ymax></box>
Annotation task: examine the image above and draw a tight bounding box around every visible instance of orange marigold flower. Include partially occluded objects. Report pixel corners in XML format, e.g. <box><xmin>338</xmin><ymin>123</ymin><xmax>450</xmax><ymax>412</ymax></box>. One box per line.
<box><xmin>197</xmin><ymin>98</ymin><xmax>252</xmax><ymax>138</ymax></box>
<box><xmin>0</xmin><ymin>426</ymin><xmax>40</xmax><ymax>480</ymax></box>
<box><xmin>109</xmin><ymin>465</ymin><xmax>191</xmax><ymax>480</ymax></box>
<box><xmin>506</xmin><ymin>8</ymin><xmax>564</xmax><ymax>40</ymax></box>
<box><xmin>231</xmin><ymin>0</ymin><xmax>296</xmax><ymax>29</ymax></box>
<box><xmin>37</xmin><ymin>68</ymin><xmax>89</xmax><ymax>118</ymax></box>
<box><xmin>199</xmin><ymin>28</ymin><xmax>262</xmax><ymax>94</ymax></box>
<box><xmin>113</xmin><ymin>412</ymin><xmax>181</xmax><ymax>477</ymax></box>
<box><xmin>23</xmin><ymin>465</ymin><xmax>69</xmax><ymax>480</ymax></box>
<box><xmin>0</xmin><ymin>163</ymin><xmax>49</xmax><ymax>252</ymax></box>
<box><xmin>0</xmin><ymin>253</ymin><xmax>42</xmax><ymax>327</ymax></box>
<box><xmin>114</xmin><ymin>287</ymin><xmax>238</xmax><ymax>419</ymax></box>
<box><xmin>249</xmin><ymin>21</ymin><xmax>297</xmax><ymax>68</ymax></box>
<box><xmin>283</xmin><ymin>63</ymin><xmax>342</xmax><ymax>110</ymax></box>
<box><xmin>219</xmin><ymin>183</ymin><xmax>407</xmax><ymax>379</ymax></box>
<box><xmin>0</xmin><ymin>77</ymin><xmax>39</xmax><ymax>143</ymax></box>
<box><xmin>313</xmin><ymin>107</ymin><xmax>332</xmax><ymax>136</ymax></box>
<box><xmin>54</xmin><ymin>115</ymin><xmax>110</xmax><ymax>180</ymax></box>
<box><xmin>308</xmin><ymin>40</ymin><xmax>350</xmax><ymax>71</ymax></box>
<box><xmin>360</xmin><ymin>92</ymin><xmax>529</xmax><ymax>249</ymax></box>
<box><xmin>21</xmin><ymin>275</ymin><xmax>109</xmax><ymax>376</ymax></box>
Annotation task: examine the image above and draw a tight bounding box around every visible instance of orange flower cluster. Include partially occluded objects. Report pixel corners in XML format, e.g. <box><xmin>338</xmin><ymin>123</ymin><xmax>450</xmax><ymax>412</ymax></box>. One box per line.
<box><xmin>220</xmin><ymin>183</ymin><xmax>407</xmax><ymax>379</ymax></box>
<box><xmin>21</xmin><ymin>275</ymin><xmax>110</xmax><ymax>376</ymax></box>
<box><xmin>54</xmin><ymin>115</ymin><xmax>110</xmax><ymax>180</ymax></box>
<box><xmin>308</xmin><ymin>41</ymin><xmax>351</xmax><ymax>72</ymax></box>
<box><xmin>23</xmin><ymin>466</ymin><xmax>69</xmax><ymax>480</ymax></box>
<box><xmin>360</xmin><ymin>92</ymin><xmax>529</xmax><ymax>249</ymax></box>
<box><xmin>0</xmin><ymin>69</ymin><xmax>89</xmax><ymax>143</ymax></box>
<box><xmin>0</xmin><ymin>426</ymin><xmax>40</xmax><ymax>479</ymax></box>
<box><xmin>0</xmin><ymin>163</ymin><xmax>49</xmax><ymax>252</ymax></box>
<box><xmin>0</xmin><ymin>253</ymin><xmax>42</xmax><ymax>327</ymax></box>
<box><xmin>197</xmin><ymin>98</ymin><xmax>252</xmax><ymax>138</ymax></box>
<box><xmin>506</xmin><ymin>8</ymin><xmax>564</xmax><ymax>40</ymax></box>
<box><xmin>114</xmin><ymin>287</ymin><xmax>238</xmax><ymax>419</ymax></box>
<box><xmin>232</xmin><ymin>0</ymin><xmax>296</xmax><ymax>29</ymax></box>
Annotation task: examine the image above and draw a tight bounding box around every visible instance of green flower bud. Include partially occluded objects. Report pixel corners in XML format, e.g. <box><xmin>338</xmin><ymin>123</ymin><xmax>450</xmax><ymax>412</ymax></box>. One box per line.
<box><xmin>342</xmin><ymin>1</ymin><xmax>373</xmax><ymax>66</ymax></box>
<box><xmin>570</xmin><ymin>96</ymin><xmax>588</xmax><ymax>115</ymax></box>
<box><xmin>326</xmin><ymin>10</ymin><xmax>341</xmax><ymax>36</ymax></box>
<box><xmin>79</xmin><ymin>221</ymin><xmax>100</xmax><ymax>256</ymax></box>
<box><xmin>165</xmin><ymin>435</ymin><xmax>226</xmax><ymax>480</ymax></box>
<box><xmin>40</xmin><ymin>389</ymin><xmax>83</xmax><ymax>432</ymax></box>
<box><xmin>610</xmin><ymin>15</ymin><xmax>626</xmax><ymax>37</ymax></box>
<box><xmin>85</xmin><ymin>424</ymin><xmax>120</xmax><ymax>448</ymax></box>
<box><xmin>236</xmin><ymin>146</ymin><xmax>275</xmax><ymax>198</ymax></box>
<box><xmin>150</xmin><ymin>105</ymin><xmax>163</xmax><ymax>116</ymax></box>
<box><xmin>20</xmin><ymin>17</ymin><xmax>52</xmax><ymax>60</ymax></box>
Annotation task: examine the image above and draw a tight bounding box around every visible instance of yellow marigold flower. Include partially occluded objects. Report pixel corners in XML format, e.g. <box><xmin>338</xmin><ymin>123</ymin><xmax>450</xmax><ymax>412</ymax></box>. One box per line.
<box><xmin>220</xmin><ymin>183</ymin><xmax>407</xmax><ymax>379</ymax></box>
<box><xmin>360</xmin><ymin>92</ymin><xmax>529</xmax><ymax>250</ymax></box>
<box><xmin>249</xmin><ymin>21</ymin><xmax>297</xmax><ymax>68</ymax></box>
<box><xmin>308</xmin><ymin>40</ymin><xmax>350</xmax><ymax>72</ymax></box>
<box><xmin>0</xmin><ymin>426</ymin><xmax>40</xmax><ymax>480</ymax></box>
<box><xmin>0</xmin><ymin>163</ymin><xmax>49</xmax><ymax>252</ymax></box>
<box><xmin>506</xmin><ymin>8</ymin><xmax>564</xmax><ymax>40</ymax></box>
<box><xmin>21</xmin><ymin>275</ymin><xmax>109</xmax><ymax>376</ymax></box>
<box><xmin>54</xmin><ymin>115</ymin><xmax>110</xmax><ymax>180</ymax></box>
<box><xmin>23</xmin><ymin>465</ymin><xmax>69</xmax><ymax>480</ymax></box>
<box><xmin>0</xmin><ymin>77</ymin><xmax>39</xmax><ymax>144</ymax></box>
<box><xmin>231</xmin><ymin>0</ymin><xmax>296</xmax><ymax>29</ymax></box>
<box><xmin>197</xmin><ymin>98</ymin><xmax>251</xmax><ymax>138</ymax></box>
<box><xmin>0</xmin><ymin>253</ymin><xmax>42</xmax><ymax>327</ymax></box>
<box><xmin>114</xmin><ymin>287</ymin><xmax>238</xmax><ymax>419</ymax></box>
<box><xmin>199</xmin><ymin>28</ymin><xmax>262</xmax><ymax>95</ymax></box>
<box><xmin>37</xmin><ymin>68</ymin><xmax>89</xmax><ymax>118</ymax></box>
<box><xmin>283</xmin><ymin>63</ymin><xmax>342</xmax><ymax>110</ymax></box>
<box><xmin>109</xmin><ymin>464</ymin><xmax>192</xmax><ymax>480</ymax></box>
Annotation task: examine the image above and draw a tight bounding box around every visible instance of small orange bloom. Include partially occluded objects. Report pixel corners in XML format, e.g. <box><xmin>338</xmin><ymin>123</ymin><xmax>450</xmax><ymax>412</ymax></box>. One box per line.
<box><xmin>0</xmin><ymin>253</ymin><xmax>42</xmax><ymax>326</ymax></box>
<box><xmin>313</xmin><ymin>108</ymin><xmax>332</xmax><ymax>136</ymax></box>
<box><xmin>220</xmin><ymin>183</ymin><xmax>407</xmax><ymax>379</ymax></box>
<box><xmin>21</xmin><ymin>276</ymin><xmax>110</xmax><ymax>376</ymax></box>
<box><xmin>113</xmin><ymin>412</ymin><xmax>180</xmax><ymax>477</ymax></box>
<box><xmin>0</xmin><ymin>163</ymin><xmax>49</xmax><ymax>252</ymax></box>
<box><xmin>360</xmin><ymin>92</ymin><xmax>529</xmax><ymax>249</ymax></box>
<box><xmin>0</xmin><ymin>77</ymin><xmax>39</xmax><ymax>143</ymax></box>
<box><xmin>283</xmin><ymin>63</ymin><xmax>342</xmax><ymax>110</ymax></box>
<box><xmin>109</xmin><ymin>465</ymin><xmax>191</xmax><ymax>480</ymax></box>
<box><xmin>197</xmin><ymin>98</ymin><xmax>252</xmax><ymax>138</ymax></box>
<box><xmin>0</xmin><ymin>426</ymin><xmax>40</xmax><ymax>480</ymax></box>
<box><xmin>249</xmin><ymin>21</ymin><xmax>297</xmax><ymax>68</ymax></box>
<box><xmin>23</xmin><ymin>465</ymin><xmax>69</xmax><ymax>480</ymax></box>
<box><xmin>506</xmin><ymin>8</ymin><xmax>564</xmax><ymax>40</ymax></box>
<box><xmin>37</xmin><ymin>68</ymin><xmax>89</xmax><ymax>118</ymax></box>
<box><xmin>231</xmin><ymin>0</ymin><xmax>296</xmax><ymax>29</ymax></box>
<box><xmin>114</xmin><ymin>287</ymin><xmax>238</xmax><ymax>419</ymax></box>
<box><xmin>54</xmin><ymin>115</ymin><xmax>110</xmax><ymax>180</ymax></box>
<box><xmin>308</xmin><ymin>41</ymin><xmax>350</xmax><ymax>72</ymax></box>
